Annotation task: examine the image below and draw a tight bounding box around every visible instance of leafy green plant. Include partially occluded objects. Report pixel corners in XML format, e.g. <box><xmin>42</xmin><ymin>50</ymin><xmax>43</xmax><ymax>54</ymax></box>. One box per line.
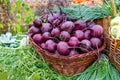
<box><xmin>0</xmin><ymin>41</ymin><xmax>120</xmax><ymax>80</ymax></box>
<box><xmin>102</xmin><ymin>0</ymin><xmax>120</xmax><ymax>18</ymax></box>
<box><xmin>77</xmin><ymin>54</ymin><xmax>120</xmax><ymax>80</ymax></box>
<box><xmin>0</xmin><ymin>32</ymin><xmax>21</xmax><ymax>48</ymax></box>
<box><xmin>10</xmin><ymin>0</ymin><xmax>34</xmax><ymax>33</ymax></box>
<box><xmin>53</xmin><ymin>4</ymin><xmax>112</xmax><ymax>21</ymax></box>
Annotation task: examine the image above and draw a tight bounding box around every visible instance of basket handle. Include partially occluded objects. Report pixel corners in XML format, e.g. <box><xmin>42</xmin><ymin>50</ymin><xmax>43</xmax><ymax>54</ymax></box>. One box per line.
<box><xmin>109</xmin><ymin>0</ymin><xmax>117</xmax><ymax>55</ymax></box>
<box><xmin>111</xmin><ymin>0</ymin><xmax>117</xmax><ymax>16</ymax></box>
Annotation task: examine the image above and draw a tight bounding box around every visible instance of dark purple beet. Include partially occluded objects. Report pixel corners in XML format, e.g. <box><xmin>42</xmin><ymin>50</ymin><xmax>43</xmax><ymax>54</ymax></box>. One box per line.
<box><xmin>33</xmin><ymin>34</ymin><xmax>43</xmax><ymax>44</ymax></box>
<box><xmin>53</xmin><ymin>19</ymin><xmax>62</xmax><ymax>26</ymax></box>
<box><xmin>51</xmin><ymin>28</ymin><xmax>60</xmax><ymax>37</ymax></box>
<box><xmin>42</xmin><ymin>32</ymin><xmax>51</xmax><ymax>42</ymax></box>
<box><xmin>90</xmin><ymin>37</ymin><xmax>102</xmax><ymax>49</ymax></box>
<box><xmin>91</xmin><ymin>25</ymin><xmax>104</xmax><ymax>37</ymax></box>
<box><xmin>74</xmin><ymin>20</ymin><xmax>87</xmax><ymax>30</ymax></box>
<box><xmin>57</xmin><ymin>41</ymin><xmax>70</xmax><ymax>56</ymax></box>
<box><xmin>33</xmin><ymin>19</ymin><xmax>41</xmax><ymax>27</ymax></box>
<box><xmin>60</xmin><ymin>31</ymin><xmax>70</xmax><ymax>41</ymax></box>
<box><xmin>74</xmin><ymin>30</ymin><xmax>84</xmax><ymax>41</ymax></box>
<box><xmin>60</xmin><ymin>21</ymin><xmax>75</xmax><ymax>32</ymax></box>
<box><xmin>41</xmin><ymin>23</ymin><xmax>52</xmax><ymax>33</ymax></box>
<box><xmin>80</xmin><ymin>39</ymin><xmax>92</xmax><ymax>52</ymax></box>
<box><xmin>68</xmin><ymin>37</ymin><xmax>79</xmax><ymax>47</ymax></box>
<box><xmin>28</xmin><ymin>26</ymin><xmax>40</xmax><ymax>35</ymax></box>
<box><xmin>69</xmin><ymin>50</ymin><xmax>79</xmax><ymax>56</ymax></box>
<box><xmin>45</xmin><ymin>40</ymin><xmax>57</xmax><ymax>53</ymax></box>
<box><xmin>40</xmin><ymin>43</ymin><xmax>46</xmax><ymax>49</ymax></box>
<box><xmin>47</xmin><ymin>15</ymin><xmax>55</xmax><ymax>23</ymax></box>
<box><xmin>84</xmin><ymin>30</ymin><xmax>91</xmax><ymax>40</ymax></box>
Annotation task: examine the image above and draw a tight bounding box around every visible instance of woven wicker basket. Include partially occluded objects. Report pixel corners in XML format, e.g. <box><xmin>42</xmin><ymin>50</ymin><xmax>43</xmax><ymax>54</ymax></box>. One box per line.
<box><xmin>108</xmin><ymin>0</ymin><xmax>120</xmax><ymax>73</ymax></box>
<box><xmin>109</xmin><ymin>38</ymin><xmax>120</xmax><ymax>72</ymax></box>
<box><xmin>28</xmin><ymin>0</ymin><xmax>112</xmax><ymax>75</ymax></box>
<box><xmin>29</xmin><ymin>37</ymin><xmax>106</xmax><ymax>75</ymax></box>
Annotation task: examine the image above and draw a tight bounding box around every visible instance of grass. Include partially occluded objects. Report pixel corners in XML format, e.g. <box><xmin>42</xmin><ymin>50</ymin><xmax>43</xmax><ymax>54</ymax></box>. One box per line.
<box><xmin>0</xmin><ymin>41</ymin><xmax>120</xmax><ymax>80</ymax></box>
<box><xmin>0</xmin><ymin>46</ymin><xmax>78</xmax><ymax>80</ymax></box>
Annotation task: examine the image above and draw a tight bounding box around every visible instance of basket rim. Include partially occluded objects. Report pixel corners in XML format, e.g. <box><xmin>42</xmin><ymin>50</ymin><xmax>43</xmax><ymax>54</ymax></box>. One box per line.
<box><xmin>29</xmin><ymin>36</ymin><xmax>106</xmax><ymax>60</ymax></box>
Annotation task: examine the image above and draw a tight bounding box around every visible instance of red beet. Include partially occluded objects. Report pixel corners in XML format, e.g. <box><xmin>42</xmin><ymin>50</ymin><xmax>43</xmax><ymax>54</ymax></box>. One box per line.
<box><xmin>84</xmin><ymin>30</ymin><xmax>91</xmax><ymax>40</ymax></box>
<box><xmin>80</xmin><ymin>39</ymin><xmax>92</xmax><ymax>52</ymax></box>
<box><xmin>74</xmin><ymin>30</ymin><xmax>84</xmax><ymax>41</ymax></box>
<box><xmin>90</xmin><ymin>37</ymin><xmax>102</xmax><ymax>49</ymax></box>
<box><xmin>69</xmin><ymin>50</ymin><xmax>79</xmax><ymax>56</ymax></box>
<box><xmin>74</xmin><ymin>20</ymin><xmax>87</xmax><ymax>30</ymax></box>
<box><xmin>42</xmin><ymin>32</ymin><xmax>51</xmax><ymax>41</ymax></box>
<box><xmin>57</xmin><ymin>41</ymin><xmax>70</xmax><ymax>56</ymax></box>
<box><xmin>40</xmin><ymin>43</ymin><xmax>46</xmax><ymax>49</ymax></box>
<box><xmin>33</xmin><ymin>19</ymin><xmax>41</xmax><ymax>27</ymax></box>
<box><xmin>68</xmin><ymin>37</ymin><xmax>79</xmax><ymax>47</ymax></box>
<box><xmin>91</xmin><ymin>25</ymin><xmax>104</xmax><ymax>37</ymax></box>
<box><xmin>51</xmin><ymin>28</ymin><xmax>60</xmax><ymax>37</ymax></box>
<box><xmin>45</xmin><ymin>40</ymin><xmax>57</xmax><ymax>52</ymax></box>
<box><xmin>41</xmin><ymin>23</ymin><xmax>52</xmax><ymax>33</ymax></box>
<box><xmin>33</xmin><ymin>34</ymin><xmax>43</xmax><ymax>44</ymax></box>
<box><xmin>60</xmin><ymin>21</ymin><xmax>75</xmax><ymax>32</ymax></box>
<box><xmin>60</xmin><ymin>31</ymin><xmax>70</xmax><ymax>41</ymax></box>
<box><xmin>28</xmin><ymin>26</ymin><xmax>40</xmax><ymax>35</ymax></box>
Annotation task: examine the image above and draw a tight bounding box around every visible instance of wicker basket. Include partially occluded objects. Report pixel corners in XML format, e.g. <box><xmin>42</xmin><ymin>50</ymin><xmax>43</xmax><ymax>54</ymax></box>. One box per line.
<box><xmin>108</xmin><ymin>0</ymin><xmax>120</xmax><ymax>73</ymax></box>
<box><xmin>109</xmin><ymin>36</ymin><xmax>120</xmax><ymax>73</ymax></box>
<box><xmin>29</xmin><ymin>37</ymin><xmax>106</xmax><ymax>75</ymax></box>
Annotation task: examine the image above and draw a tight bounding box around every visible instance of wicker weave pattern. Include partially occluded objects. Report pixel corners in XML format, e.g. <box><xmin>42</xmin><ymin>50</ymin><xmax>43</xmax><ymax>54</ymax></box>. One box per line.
<box><xmin>29</xmin><ymin>37</ymin><xmax>106</xmax><ymax>75</ymax></box>
<box><xmin>109</xmin><ymin>37</ymin><xmax>120</xmax><ymax>73</ymax></box>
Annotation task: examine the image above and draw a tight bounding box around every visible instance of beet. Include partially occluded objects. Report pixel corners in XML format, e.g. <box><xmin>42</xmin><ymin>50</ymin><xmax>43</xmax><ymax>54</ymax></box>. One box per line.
<box><xmin>28</xmin><ymin>26</ymin><xmax>40</xmax><ymax>35</ymax></box>
<box><xmin>53</xmin><ymin>19</ymin><xmax>62</xmax><ymax>26</ymax></box>
<box><xmin>68</xmin><ymin>37</ymin><xmax>79</xmax><ymax>47</ymax></box>
<box><xmin>40</xmin><ymin>43</ymin><xmax>46</xmax><ymax>49</ymax></box>
<box><xmin>60</xmin><ymin>21</ymin><xmax>75</xmax><ymax>33</ymax></box>
<box><xmin>90</xmin><ymin>37</ymin><xmax>102</xmax><ymax>49</ymax></box>
<box><xmin>57</xmin><ymin>41</ymin><xmax>70</xmax><ymax>56</ymax></box>
<box><xmin>60</xmin><ymin>31</ymin><xmax>70</xmax><ymax>41</ymax></box>
<box><xmin>74</xmin><ymin>20</ymin><xmax>87</xmax><ymax>30</ymax></box>
<box><xmin>45</xmin><ymin>40</ymin><xmax>57</xmax><ymax>52</ymax></box>
<box><xmin>69</xmin><ymin>50</ymin><xmax>79</xmax><ymax>56</ymax></box>
<box><xmin>42</xmin><ymin>32</ymin><xmax>51</xmax><ymax>42</ymax></box>
<box><xmin>80</xmin><ymin>39</ymin><xmax>92</xmax><ymax>52</ymax></box>
<box><xmin>41</xmin><ymin>23</ymin><xmax>52</xmax><ymax>33</ymax></box>
<box><xmin>33</xmin><ymin>34</ymin><xmax>43</xmax><ymax>44</ymax></box>
<box><xmin>33</xmin><ymin>19</ymin><xmax>41</xmax><ymax>27</ymax></box>
<box><xmin>84</xmin><ymin>30</ymin><xmax>91</xmax><ymax>40</ymax></box>
<box><xmin>91</xmin><ymin>25</ymin><xmax>104</xmax><ymax>37</ymax></box>
<box><xmin>74</xmin><ymin>30</ymin><xmax>84</xmax><ymax>41</ymax></box>
<box><xmin>51</xmin><ymin>28</ymin><xmax>60</xmax><ymax>37</ymax></box>
<box><xmin>47</xmin><ymin>15</ymin><xmax>55</xmax><ymax>23</ymax></box>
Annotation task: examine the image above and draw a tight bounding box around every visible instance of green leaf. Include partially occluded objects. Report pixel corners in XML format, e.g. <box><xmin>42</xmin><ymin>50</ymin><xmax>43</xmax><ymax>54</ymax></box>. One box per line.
<box><xmin>0</xmin><ymin>23</ymin><xmax>3</xmax><ymax>28</ymax></box>
<box><xmin>30</xmin><ymin>73</ymin><xmax>40</xmax><ymax>80</ymax></box>
<box><xmin>16</xmin><ymin>13</ymin><xmax>21</xmax><ymax>19</ymax></box>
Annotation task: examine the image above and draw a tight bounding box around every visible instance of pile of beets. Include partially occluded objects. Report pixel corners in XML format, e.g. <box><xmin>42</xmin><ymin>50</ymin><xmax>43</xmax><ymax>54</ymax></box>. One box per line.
<box><xmin>28</xmin><ymin>12</ymin><xmax>104</xmax><ymax>56</ymax></box>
